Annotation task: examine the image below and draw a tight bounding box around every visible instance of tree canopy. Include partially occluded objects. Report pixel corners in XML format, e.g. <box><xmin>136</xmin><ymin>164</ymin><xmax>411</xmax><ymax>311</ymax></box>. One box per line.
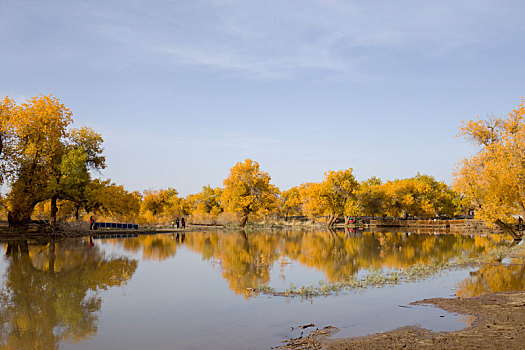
<box><xmin>0</xmin><ymin>95</ymin><xmax>105</xmax><ymax>227</ymax></box>
<box><xmin>454</xmin><ymin>99</ymin><xmax>525</xmax><ymax>238</ymax></box>
<box><xmin>0</xmin><ymin>95</ymin><xmax>469</xmax><ymax>230</ymax></box>
<box><xmin>221</xmin><ymin>159</ymin><xmax>279</xmax><ymax>227</ymax></box>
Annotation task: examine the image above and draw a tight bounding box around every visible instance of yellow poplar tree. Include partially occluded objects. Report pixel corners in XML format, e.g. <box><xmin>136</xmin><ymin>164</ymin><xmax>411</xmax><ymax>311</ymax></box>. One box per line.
<box><xmin>0</xmin><ymin>96</ymin><xmax>16</xmax><ymax>184</ymax></box>
<box><xmin>321</xmin><ymin>168</ymin><xmax>360</xmax><ymax>226</ymax></box>
<box><xmin>186</xmin><ymin>185</ymin><xmax>223</xmax><ymax>224</ymax></box>
<box><xmin>280</xmin><ymin>186</ymin><xmax>303</xmax><ymax>220</ymax></box>
<box><xmin>140</xmin><ymin>188</ymin><xmax>180</xmax><ymax>222</ymax></box>
<box><xmin>454</xmin><ymin>99</ymin><xmax>525</xmax><ymax>239</ymax></box>
<box><xmin>0</xmin><ymin>95</ymin><xmax>105</xmax><ymax>228</ymax></box>
<box><xmin>85</xmin><ymin>179</ymin><xmax>141</xmax><ymax>221</ymax></box>
<box><xmin>221</xmin><ymin>159</ymin><xmax>279</xmax><ymax>227</ymax></box>
<box><xmin>186</xmin><ymin>185</ymin><xmax>223</xmax><ymax>216</ymax></box>
<box><xmin>298</xmin><ymin>182</ymin><xmax>328</xmax><ymax>221</ymax></box>
<box><xmin>381</xmin><ymin>175</ymin><xmax>458</xmax><ymax>218</ymax></box>
<box><xmin>357</xmin><ymin>177</ymin><xmax>386</xmax><ymax>218</ymax></box>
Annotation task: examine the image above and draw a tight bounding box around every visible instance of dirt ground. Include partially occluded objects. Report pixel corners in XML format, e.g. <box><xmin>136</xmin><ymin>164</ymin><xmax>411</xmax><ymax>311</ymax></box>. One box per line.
<box><xmin>278</xmin><ymin>291</ymin><xmax>525</xmax><ymax>350</ymax></box>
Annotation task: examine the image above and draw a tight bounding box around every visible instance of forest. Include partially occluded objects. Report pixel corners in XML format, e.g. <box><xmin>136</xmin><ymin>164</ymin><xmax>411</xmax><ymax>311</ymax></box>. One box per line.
<box><xmin>1</xmin><ymin>95</ymin><xmax>524</xmax><ymax>234</ymax></box>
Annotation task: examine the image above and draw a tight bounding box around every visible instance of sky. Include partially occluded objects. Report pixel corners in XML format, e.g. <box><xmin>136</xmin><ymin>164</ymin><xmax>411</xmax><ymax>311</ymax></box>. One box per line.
<box><xmin>1</xmin><ymin>0</ymin><xmax>524</xmax><ymax>195</ymax></box>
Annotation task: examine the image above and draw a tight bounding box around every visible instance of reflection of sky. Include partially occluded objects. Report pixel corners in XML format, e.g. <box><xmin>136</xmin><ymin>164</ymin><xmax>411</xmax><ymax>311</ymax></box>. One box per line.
<box><xmin>62</xmin><ymin>238</ymin><xmax>472</xmax><ymax>350</ymax></box>
<box><xmin>268</xmin><ymin>258</ymin><xmax>327</xmax><ymax>290</ymax></box>
<box><xmin>0</xmin><ymin>244</ymin><xmax>7</xmax><ymax>281</ymax></box>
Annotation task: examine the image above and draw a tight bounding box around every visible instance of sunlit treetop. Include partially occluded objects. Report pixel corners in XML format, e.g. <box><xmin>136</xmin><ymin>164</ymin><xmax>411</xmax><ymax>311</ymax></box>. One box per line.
<box><xmin>221</xmin><ymin>159</ymin><xmax>279</xmax><ymax>226</ymax></box>
<box><xmin>454</xmin><ymin>99</ymin><xmax>525</xmax><ymax>236</ymax></box>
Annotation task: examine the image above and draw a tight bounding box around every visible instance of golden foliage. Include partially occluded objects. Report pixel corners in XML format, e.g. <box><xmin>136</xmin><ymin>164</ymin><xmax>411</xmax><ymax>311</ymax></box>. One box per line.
<box><xmin>357</xmin><ymin>177</ymin><xmax>386</xmax><ymax>217</ymax></box>
<box><xmin>381</xmin><ymin>174</ymin><xmax>457</xmax><ymax>218</ymax></box>
<box><xmin>0</xmin><ymin>240</ymin><xmax>137</xmax><ymax>348</ymax></box>
<box><xmin>454</xmin><ymin>99</ymin><xmax>525</xmax><ymax>227</ymax></box>
<box><xmin>280</xmin><ymin>186</ymin><xmax>303</xmax><ymax>218</ymax></box>
<box><xmin>221</xmin><ymin>159</ymin><xmax>279</xmax><ymax>226</ymax></box>
<box><xmin>0</xmin><ymin>95</ymin><xmax>106</xmax><ymax>227</ymax></box>
<box><xmin>186</xmin><ymin>185</ymin><xmax>223</xmax><ymax>224</ymax></box>
<box><xmin>297</xmin><ymin>169</ymin><xmax>360</xmax><ymax>225</ymax></box>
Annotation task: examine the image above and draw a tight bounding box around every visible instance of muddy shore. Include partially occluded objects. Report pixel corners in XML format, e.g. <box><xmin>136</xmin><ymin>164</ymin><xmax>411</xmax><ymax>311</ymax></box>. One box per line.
<box><xmin>279</xmin><ymin>290</ymin><xmax>525</xmax><ymax>350</ymax></box>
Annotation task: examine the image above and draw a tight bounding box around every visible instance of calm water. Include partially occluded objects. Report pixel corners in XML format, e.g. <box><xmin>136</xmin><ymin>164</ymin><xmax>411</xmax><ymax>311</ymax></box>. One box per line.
<box><xmin>0</xmin><ymin>229</ymin><xmax>521</xmax><ymax>350</ymax></box>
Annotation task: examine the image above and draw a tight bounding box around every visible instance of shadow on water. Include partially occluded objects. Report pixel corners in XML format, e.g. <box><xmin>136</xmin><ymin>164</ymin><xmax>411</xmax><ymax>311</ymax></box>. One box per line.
<box><xmin>0</xmin><ymin>238</ymin><xmax>138</xmax><ymax>349</ymax></box>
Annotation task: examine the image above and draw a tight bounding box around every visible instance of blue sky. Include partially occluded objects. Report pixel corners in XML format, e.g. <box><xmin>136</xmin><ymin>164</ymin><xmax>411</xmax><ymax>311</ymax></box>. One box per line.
<box><xmin>1</xmin><ymin>0</ymin><xmax>524</xmax><ymax>195</ymax></box>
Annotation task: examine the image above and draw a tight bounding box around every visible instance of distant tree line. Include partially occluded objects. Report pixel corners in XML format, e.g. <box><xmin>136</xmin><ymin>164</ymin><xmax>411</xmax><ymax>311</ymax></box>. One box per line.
<box><xmin>2</xmin><ymin>95</ymin><xmax>523</xmax><ymax>233</ymax></box>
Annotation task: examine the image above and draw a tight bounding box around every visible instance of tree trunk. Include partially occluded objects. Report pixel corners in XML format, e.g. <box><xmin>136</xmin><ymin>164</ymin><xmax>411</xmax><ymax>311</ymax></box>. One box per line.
<box><xmin>239</xmin><ymin>211</ymin><xmax>250</xmax><ymax>227</ymax></box>
<box><xmin>327</xmin><ymin>215</ymin><xmax>337</xmax><ymax>227</ymax></box>
<box><xmin>48</xmin><ymin>242</ymin><xmax>56</xmax><ymax>274</ymax></box>
<box><xmin>240</xmin><ymin>230</ymin><xmax>249</xmax><ymax>250</ymax></box>
<box><xmin>75</xmin><ymin>204</ymin><xmax>80</xmax><ymax>221</ymax></box>
<box><xmin>19</xmin><ymin>240</ymin><xmax>28</xmax><ymax>254</ymax></box>
<box><xmin>495</xmin><ymin>219</ymin><xmax>521</xmax><ymax>240</ymax></box>
<box><xmin>10</xmin><ymin>209</ymin><xmax>32</xmax><ymax>229</ymax></box>
<box><xmin>50</xmin><ymin>196</ymin><xmax>58</xmax><ymax>226</ymax></box>
<box><xmin>344</xmin><ymin>215</ymin><xmax>350</xmax><ymax>226</ymax></box>
<box><xmin>8</xmin><ymin>167</ymin><xmax>42</xmax><ymax>229</ymax></box>
<box><xmin>6</xmin><ymin>242</ymin><xmax>16</xmax><ymax>256</ymax></box>
<box><xmin>6</xmin><ymin>240</ymin><xmax>29</xmax><ymax>255</ymax></box>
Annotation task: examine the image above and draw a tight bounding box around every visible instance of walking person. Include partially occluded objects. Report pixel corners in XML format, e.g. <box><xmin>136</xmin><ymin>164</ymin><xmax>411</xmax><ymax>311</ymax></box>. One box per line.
<box><xmin>89</xmin><ymin>216</ymin><xmax>95</xmax><ymax>230</ymax></box>
<box><xmin>181</xmin><ymin>217</ymin><xmax>185</xmax><ymax>229</ymax></box>
<box><xmin>175</xmin><ymin>217</ymin><xmax>180</xmax><ymax>228</ymax></box>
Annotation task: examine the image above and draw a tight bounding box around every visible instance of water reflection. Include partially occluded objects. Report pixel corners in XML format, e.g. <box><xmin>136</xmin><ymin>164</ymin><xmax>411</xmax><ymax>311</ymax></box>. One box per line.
<box><xmin>106</xmin><ymin>230</ymin><xmax>508</xmax><ymax>298</ymax></box>
<box><xmin>0</xmin><ymin>231</ymin><xmax>522</xmax><ymax>350</ymax></box>
<box><xmin>189</xmin><ymin>230</ymin><xmax>507</xmax><ymax>297</ymax></box>
<box><xmin>456</xmin><ymin>262</ymin><xmax>525</xmax><ymax>297</ymax></box>
<box><xmin>104</xmin><ymin>233</ymin><xmax>185</xmax><ymax>261</ymax></box>
<box><xmin>0</xmin><ymin>239</ymin><xmax>138</xmax><ymax>349</ymax></box>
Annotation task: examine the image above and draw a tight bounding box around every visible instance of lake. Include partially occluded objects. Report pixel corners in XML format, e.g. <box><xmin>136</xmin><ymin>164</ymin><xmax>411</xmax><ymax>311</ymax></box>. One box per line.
<box><xmin>0</xmin><ymin>229</ymin><xmax>520</xmax><ymax>349</ymax></box>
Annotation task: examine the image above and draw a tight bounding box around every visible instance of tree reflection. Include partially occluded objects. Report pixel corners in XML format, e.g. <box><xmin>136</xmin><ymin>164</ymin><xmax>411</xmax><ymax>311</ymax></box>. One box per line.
<box><xmin>213</xmin><ymin>231</ymin><xmax>278</xmax><ymax>298</ymax></box>
<box><xmin>102</xmin><ymin>230</ymin><xmax>509</xmax><ymax>299</ymax></box>
<box><xmin>181</xmin><ymin>230</ymin><xmax>507</xmax><ymax>298</ymax></box>
<box><xmin>0</xmin><ymin>239</ymin><xmax>138</xmax><ymax>349</ymax></box>
<box><xmin>456</xmin><ymin>261</ymin><xmax>525</xmax><ymax>297</ymax></box>
<box><xmin>109</xmin><ymin>234</ymin><xmax>182</xmax><ymax>261</ymax></box>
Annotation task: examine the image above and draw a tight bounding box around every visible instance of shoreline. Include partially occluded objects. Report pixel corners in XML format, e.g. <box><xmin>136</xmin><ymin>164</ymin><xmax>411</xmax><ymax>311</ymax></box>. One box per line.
<box><xmin>328</xmin><ymin>290</ymin><xmax>525</xmax><ymax>349</ymax></box>
<box><xmin>0</xmin><ymin>224</ymin><xmax>229</xmax><ymax>240</ymax></box>
<box><xmin>0</xmin><ymin>223</ymin><xmax>514</xmax><ymax>245</ymax></box>
<box><xmin>0</xmin><ymin>217</ymin><xmax>511</xmax><ymax>241</ymax></box>
<box><xmin>278</xmin><ymin>291</ymin><xmax>525</xmax><ymax>349</ymax></box>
